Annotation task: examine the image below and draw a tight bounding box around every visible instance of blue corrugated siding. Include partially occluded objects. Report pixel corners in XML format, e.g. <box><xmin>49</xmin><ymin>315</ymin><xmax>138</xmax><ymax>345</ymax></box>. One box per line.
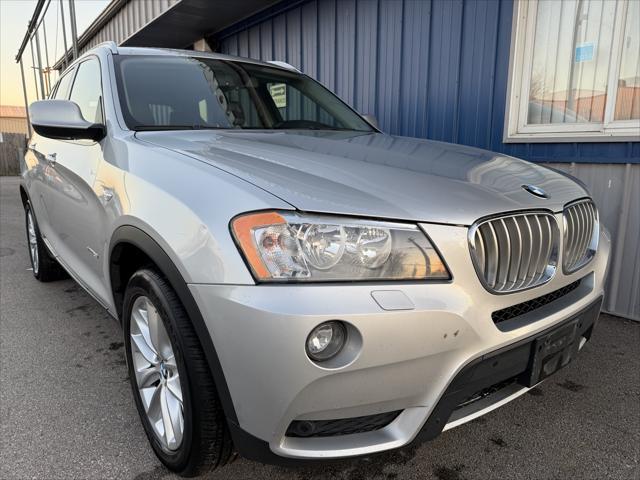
<box><xmin>216</xmin><ymin>0</ymin><xmax>639</xmax><ymax>164</ymax></box>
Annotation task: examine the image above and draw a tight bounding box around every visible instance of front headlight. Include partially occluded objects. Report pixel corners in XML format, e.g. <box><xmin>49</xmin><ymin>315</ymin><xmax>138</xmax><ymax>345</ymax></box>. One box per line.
<box><xmin>231</xmin><ymin>211</ymin><xmax>450</xmax><ymax>282</ymax></box>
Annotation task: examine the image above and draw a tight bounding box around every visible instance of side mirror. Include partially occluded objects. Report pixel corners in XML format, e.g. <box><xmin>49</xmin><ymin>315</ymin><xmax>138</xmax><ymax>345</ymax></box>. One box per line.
<box><xmin>362</xmin><ymin>113</ymin><xmax>379</xmax><ymax>129</ymax></box>
<box><xmin>29</xmin><ymin>100</ymin><xmax>106</xmax><ymax>141</ymax></box>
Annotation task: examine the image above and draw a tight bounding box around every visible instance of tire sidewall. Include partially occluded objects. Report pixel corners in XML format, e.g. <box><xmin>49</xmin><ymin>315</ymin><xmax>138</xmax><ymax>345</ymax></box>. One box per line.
<box><xmin>123</xmin><ymin>270</ymin><xmax>195</xmax><ymax>471</ymax></box>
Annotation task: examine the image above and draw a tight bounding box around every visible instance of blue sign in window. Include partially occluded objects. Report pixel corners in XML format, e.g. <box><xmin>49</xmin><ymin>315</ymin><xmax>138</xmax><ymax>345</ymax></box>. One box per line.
<box><xmin>575</xmin><ymin>43</ymin><xmax>594</xmax><ymax>63</ymax></box>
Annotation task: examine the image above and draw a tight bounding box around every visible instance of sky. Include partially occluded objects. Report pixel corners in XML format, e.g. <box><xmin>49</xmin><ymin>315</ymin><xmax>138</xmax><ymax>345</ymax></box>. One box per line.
<box><xmin>0</xmin><ymin>0</ymin><xmax>109</xmax><ymax>107</ymax></box>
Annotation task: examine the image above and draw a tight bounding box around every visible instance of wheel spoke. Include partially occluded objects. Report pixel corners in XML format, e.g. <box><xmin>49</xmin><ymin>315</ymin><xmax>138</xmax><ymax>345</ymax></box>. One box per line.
<box><xmin>32</xmin><ymin>247</ymin><xmax>38</xmax><ymax>272</ymax></box>
<box><xmin>134</xmin><ymin>359</ymin><xmax>160</xmax><ymax>388</ymax></box>
<box><xmin>27</xmin><ymin>213</ymin><xmax>39</xmax><ymax>272</ymax></box>
<box><xmin>28</xmin><ymin>216</ymin><xmax>36</xmax><ymax>239</ymax></box>
<box><xmin>161</xmin><ymin>385</ymin><xmax>183</xmax><ymax>449</ymax></box>
<box><xmin>143</xmin><ymin>384</ymin><xmax>161</xmax><ymax>417</ymax></box>
<box><xmin>130</xmin><ymin>333</ymin><xmax>158</xmax><ymax>365</ymax></box>
<box><xmin>164</xmin><ymin>354</ymin><xmax>177</xmax><ymax>369</ymax></box>
<box><xmin>132</xmin><ymin>306</ymin><xmax>156</xmax><ymax>356</ymax></box>
<box><xmin>166</xmin><ymin>375</ymin><xmax>183</xmax><ymax>404</ymax></box>
<box><xmin>147</xmin><ymin>303</ymin><xmax>172</xmax><ymax>359</ymax></box>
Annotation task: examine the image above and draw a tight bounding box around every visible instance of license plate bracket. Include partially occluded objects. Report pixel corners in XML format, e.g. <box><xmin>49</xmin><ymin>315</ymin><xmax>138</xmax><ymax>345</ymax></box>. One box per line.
<box><xmin>526</xmin><ymin>318</ymin><xmax>580</xmax><ymax>387</ymax></box>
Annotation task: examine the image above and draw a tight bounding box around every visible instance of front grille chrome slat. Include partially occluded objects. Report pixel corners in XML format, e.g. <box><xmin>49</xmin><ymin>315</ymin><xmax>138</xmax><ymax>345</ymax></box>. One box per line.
<box><xmin>486</xmin><ymin>222</ymin><xmax>500</xmax><ymax>289</ymax></box>
<box><xmin>507</xmin><ymin>218</ymin><xmax>522</xmax><ymax>288</ymax></box>
<box><xmin>574</xmin><ymin>205</ymin><xmax>587</xmax><ymax>267</ymax></box>
<box><xmin>475</xmin><ymin>229</ymin><xmax>486</xmax><ymax>278</ymax></box>
<box><xmin>573</xmin><ymin>205</ymin><xmax>584</xmax><ymax>263</ymax></box>
<box><xmin>563</xmin><ymin>199</ymin><xmax>598</xmax><ymax>274</ymax></box>
<box><xmin>581</xmin><ymin>203</ymin><xmax>593</xmax><ymax>261</ymax></box>
<box><xmin>566</xmin><ymin>208</ymin><xmax>576</xmax><ymax>267</ymax></box>
<box><xmin>527</xmin><ymin>216</ymin><xmax>544</xmax><ymax>288</ymax></box>
<box><xmin>497</xmin><ymin>219</ymin><xmax>511</xmax><ymax>291</ymax></box>
<box><xmin>513</xmin><ymin>217</ymin><xmax>527</xmax><ymax>288</ymax></box>
<box><xmin>469</xmin><ymin>212</ymin><xmax>560</xmax><ymax>294</ymax></box>
<box><xmin>585</xmin><ymin>204</ymin><xmax>594</xmax><ymax>258</ymax></box>
<box><xmin>536</xmin><ymin>216</ymin><xmax>554</xmax><ymax>284</ymax></box>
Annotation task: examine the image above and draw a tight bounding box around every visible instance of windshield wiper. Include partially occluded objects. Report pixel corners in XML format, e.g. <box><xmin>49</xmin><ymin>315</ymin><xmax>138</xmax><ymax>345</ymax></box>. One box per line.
<box><xmin>271</xmin><ymin>126</ymin><xmax>362</xmax><ymax>131</ymax></box>
<box><xmin>133</xmin><ymin>125</ymin><xmax>225</xmax><ymax>131</ymax></box>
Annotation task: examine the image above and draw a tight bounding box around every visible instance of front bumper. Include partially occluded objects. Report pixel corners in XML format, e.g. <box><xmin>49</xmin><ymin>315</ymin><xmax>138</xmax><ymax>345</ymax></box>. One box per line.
<box><xmin>188</xmin><ymin>222</ymin><xmax>610</xmax><ymax>463</ymax></box>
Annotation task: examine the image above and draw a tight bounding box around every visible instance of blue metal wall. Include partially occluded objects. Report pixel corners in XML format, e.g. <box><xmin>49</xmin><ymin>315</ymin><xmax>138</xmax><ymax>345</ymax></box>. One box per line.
<box><xmin>215</xmin><ymin>0</ymin><xmax>638</xmax><ymax>164</ymax></box>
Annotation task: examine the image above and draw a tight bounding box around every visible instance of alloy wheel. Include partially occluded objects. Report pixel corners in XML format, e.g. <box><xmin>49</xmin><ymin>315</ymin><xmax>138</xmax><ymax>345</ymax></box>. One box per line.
<box><xmin>130</xmin><ymin>295</ymin><xmax>184</xmax><ymax>451</ymax></box>
<box><xmin>27</xmin><ymin>210</ymin><xmax>39</xmax><ymax>274</ymax></box>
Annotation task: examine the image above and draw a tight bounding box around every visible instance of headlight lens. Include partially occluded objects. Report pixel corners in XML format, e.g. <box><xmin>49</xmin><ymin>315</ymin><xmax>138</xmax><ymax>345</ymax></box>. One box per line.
<box><xmin>231</xmin><ymin>211</ymin><xmax>450</xmax><ymax>282</ymax></box>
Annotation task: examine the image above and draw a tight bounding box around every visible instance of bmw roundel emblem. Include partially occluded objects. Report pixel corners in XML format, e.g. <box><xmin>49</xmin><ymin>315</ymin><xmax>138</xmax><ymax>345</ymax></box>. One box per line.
<box><xmin>522</xmin><ymin>184</ymin><xmax>549</xmax><ymax>199</ymax></box>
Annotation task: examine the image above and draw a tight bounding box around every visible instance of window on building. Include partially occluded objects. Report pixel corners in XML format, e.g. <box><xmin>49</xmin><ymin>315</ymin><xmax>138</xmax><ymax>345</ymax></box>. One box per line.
<box><xmin>506</xmin><ymin>0</ymin><xmax>639</xmax><ymax>142</ymax></box>
<box><xmin>69</xmin><ymin>58</ymin><xmax>103</xmax><ymax>124</ymax></box>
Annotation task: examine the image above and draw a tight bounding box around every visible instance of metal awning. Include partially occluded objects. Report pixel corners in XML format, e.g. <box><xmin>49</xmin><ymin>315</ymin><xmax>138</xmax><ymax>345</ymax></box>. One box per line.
<box><xmin>52</xmin><ymin>0</ymin><xmax>280</xmax><ymax>70</ymax></box>
<box><xmin>122</xmin><ymin>0</ymin><xmax>278</xmax><ymax>47</ymax></box>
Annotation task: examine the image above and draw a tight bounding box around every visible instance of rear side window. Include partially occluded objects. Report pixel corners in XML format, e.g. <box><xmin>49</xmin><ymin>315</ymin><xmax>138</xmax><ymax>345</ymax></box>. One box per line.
<box><xmin>69</xmin><ymin>58</ymin><xmax>103</xmax><ymax>123</ymax></box>
<box><xmin>52</xmin><ymin>70</ymin><xmax>74</xmax><ymax>100</ymax></box>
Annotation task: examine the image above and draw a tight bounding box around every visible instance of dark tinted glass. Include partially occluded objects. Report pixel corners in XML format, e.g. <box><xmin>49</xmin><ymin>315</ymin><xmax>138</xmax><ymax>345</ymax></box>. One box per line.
<box><xmin>114</xmin><ymin>55</ymin><xmax>373</xmax><ymax>132</ymax></box>
<box><xmin>69</xmin><ymin>58</ymin><xmax>103</xmax><ymax>123</ymax></box>
<box><xmin>52</xmin><ymin>70</ymin><xmax>74</xmax><ymax>100</ymax></box>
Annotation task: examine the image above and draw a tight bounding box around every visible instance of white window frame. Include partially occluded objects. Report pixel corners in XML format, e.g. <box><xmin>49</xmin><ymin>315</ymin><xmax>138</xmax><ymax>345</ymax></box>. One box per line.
<box><xmin>505</xmin><ymin>0</ymin><xmax>640</xmax><ymax>143</ymax></box>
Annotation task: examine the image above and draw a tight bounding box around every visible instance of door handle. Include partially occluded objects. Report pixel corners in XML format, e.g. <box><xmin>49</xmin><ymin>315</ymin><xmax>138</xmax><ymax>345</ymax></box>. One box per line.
<box><xmin>45</xmin><ymin>153</ymin><xmax>57</xmax><ymax>166</ymax></box>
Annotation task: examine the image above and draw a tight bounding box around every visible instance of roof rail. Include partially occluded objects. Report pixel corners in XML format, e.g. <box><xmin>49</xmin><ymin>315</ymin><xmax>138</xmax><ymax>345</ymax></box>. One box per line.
<box><xmin>267</xmin><ymin>61</ymin><xmax>301</xmax><ymax>73</ymax></box>
<box><xmin>93</xmin><ymin>41</ymin><xmax>118</xmax><ymax>54</ymax></box>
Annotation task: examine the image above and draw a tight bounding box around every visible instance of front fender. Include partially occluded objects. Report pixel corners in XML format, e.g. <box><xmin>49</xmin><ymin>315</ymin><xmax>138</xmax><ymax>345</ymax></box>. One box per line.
<box><xmin>100</xmin><ymin>134</ymin><xmax>293</xmax><ymax>285</ymax></box>
<box><xmin>108</xmin><ymin>224</ymin><xmax>240</xmax><ymax>427</ymax></box>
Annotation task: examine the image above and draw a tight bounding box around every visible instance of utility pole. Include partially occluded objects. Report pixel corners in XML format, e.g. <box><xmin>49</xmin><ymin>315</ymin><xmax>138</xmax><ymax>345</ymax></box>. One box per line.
<box><xmin>42</xmin><ymin>18</ymin><xmax>51</xmax><ymax>95</ymax></box>
<box><xmin>19</xmin><ymin>59</ymin><xmax>33</xmax><ymax>137</ymax></box>
<box><xmin>34</xmin><ymin>30</ymin><xmax>46</xmax><ymax>99</ymax></box>
<box><xmin>60</xmin><ymin>0</ymin><xmax>69</xmax><ymax>70</ymax></box>
<box><xmin>68</xmin><ymin>0</ymin><xmax>79</xmax><ymax>61</ymax></box>
<box><xmin>29</xmin><ymin>38</ymin><xmax>40</xmax><ymax>100</ymax></box>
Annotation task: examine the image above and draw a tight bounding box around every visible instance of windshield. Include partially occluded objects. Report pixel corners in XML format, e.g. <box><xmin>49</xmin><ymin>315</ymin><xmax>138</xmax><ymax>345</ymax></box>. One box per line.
<box><xmin>113</xmin><ymin>55</ymin><xmax>373</xmax><ymax>132</ymax></box>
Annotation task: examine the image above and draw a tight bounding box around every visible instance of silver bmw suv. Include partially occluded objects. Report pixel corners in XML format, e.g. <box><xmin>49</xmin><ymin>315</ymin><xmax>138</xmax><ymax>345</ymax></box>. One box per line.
<box><xmin>21</xmin><ymin>43</ymin><xmax>609</xmax><ymax>476</ymax></box>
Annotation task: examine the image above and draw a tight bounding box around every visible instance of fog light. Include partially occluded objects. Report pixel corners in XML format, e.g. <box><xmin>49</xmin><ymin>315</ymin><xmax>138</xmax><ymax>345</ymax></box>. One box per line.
<box><xmin>306</xmin><ymin>321</ymin><xmax>347</xmax><ymax>362</ymax></box>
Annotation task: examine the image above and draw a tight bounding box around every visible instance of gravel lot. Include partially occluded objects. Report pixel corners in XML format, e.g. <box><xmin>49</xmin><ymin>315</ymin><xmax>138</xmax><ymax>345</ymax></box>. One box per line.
<box><xmin>1</xmin><ymin>176</ymin><xmax>638</xmax><ymax>480</ymax></box>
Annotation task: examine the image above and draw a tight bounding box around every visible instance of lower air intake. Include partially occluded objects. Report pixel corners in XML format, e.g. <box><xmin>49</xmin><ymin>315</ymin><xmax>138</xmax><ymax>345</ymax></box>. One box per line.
<box><xmin>286</xmin><ymin>410</ymin><xmax>402</xmax><ymax>438</ymax></box>
<box><xmin>492</xmin><ymin>279</ymin><xmax>582</xmax><ymax>325</ymax></box>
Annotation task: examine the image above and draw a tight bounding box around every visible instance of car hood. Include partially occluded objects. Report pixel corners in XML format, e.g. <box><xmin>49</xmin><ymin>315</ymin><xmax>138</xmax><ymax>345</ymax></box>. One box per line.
<box><xmin>136</xmin><ymin>130</ymin><xmax>587</xmax><ymax>225</ymax></box>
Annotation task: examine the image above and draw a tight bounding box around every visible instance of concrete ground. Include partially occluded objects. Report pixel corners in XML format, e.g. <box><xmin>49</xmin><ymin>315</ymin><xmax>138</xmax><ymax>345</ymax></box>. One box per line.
<box><xmin>1</xmin><ymin>176</ymin><xmax>638</xmax><ymax>480</ymax></box>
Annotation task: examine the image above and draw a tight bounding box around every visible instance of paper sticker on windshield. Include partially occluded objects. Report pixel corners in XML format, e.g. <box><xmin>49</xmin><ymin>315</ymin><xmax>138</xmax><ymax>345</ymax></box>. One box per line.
<box><xmin>269</xmin><ymin>84</ymin><xmax>287</xmax><ymax>108</ymax></box>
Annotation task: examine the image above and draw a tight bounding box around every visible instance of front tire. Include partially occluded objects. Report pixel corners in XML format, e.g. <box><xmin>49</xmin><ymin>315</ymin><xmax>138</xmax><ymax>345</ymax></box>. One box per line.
<box><xmin>24</xmin><ymin>202</ymin><xmax>66</xmax><ymax>282</ymax></box>
<box><xmin>123</xmin><ymin>269</ymin><xmax>233</xmax><ymax>476</ymax></box>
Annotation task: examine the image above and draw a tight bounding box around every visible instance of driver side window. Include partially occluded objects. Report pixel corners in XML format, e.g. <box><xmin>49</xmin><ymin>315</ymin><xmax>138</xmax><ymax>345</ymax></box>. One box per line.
<box><xmin>52</xmin><ymin>69</ymin><xmax>75</xmax><ymax>100</ymax></box>
<box><xmin>69</xmin><ymin>58</ymin><xmax>103</xmax><ymax>124</ymax></box>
